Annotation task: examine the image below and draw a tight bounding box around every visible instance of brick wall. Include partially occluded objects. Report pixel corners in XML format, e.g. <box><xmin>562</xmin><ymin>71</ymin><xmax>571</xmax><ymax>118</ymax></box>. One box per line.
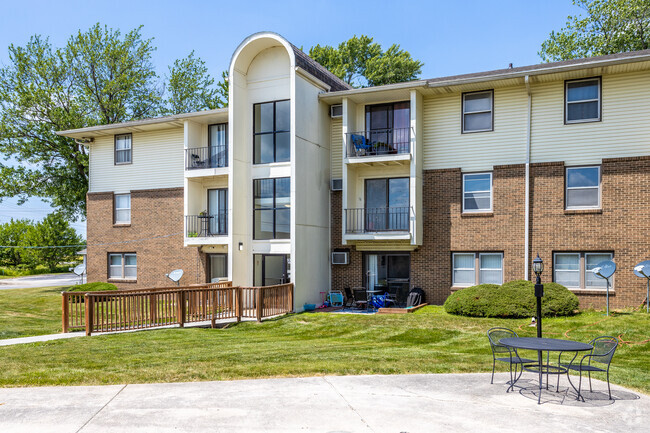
<box><xmin>86</xmin><ymin>188</ymin><xmax>207</xmax><ymax>289</ymax></box>
<box><xmin>331</xmin><ymin>158</ymin><xmax>650</xmax><ymax>309</ymax></box>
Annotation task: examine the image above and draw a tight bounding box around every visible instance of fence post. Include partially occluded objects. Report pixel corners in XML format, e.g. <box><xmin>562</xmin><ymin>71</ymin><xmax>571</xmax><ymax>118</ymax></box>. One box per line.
<box><xmin>62</xmin><ymin>292</ymin><xmax>69</xmax><ymax>333</ymax></box>
<box><xmin>288</xmin><ymin>284</ymin><xmax>294</xmax><ymax>313</ymax></box>
<box><xmin>236</xmin><ymin>287</ymin><xmax>242</xmax><ymax>322</ymax></box>
<box><xmin>84</xmin><ymin>294</ymin><xmax>93</xmax><ymax>336</ymax></box>
<box><xmin>176</xmin><ymin>290</ymin><xmax>185</xmax><ymax>327</ymax></box>
<box><xmin>211</xmin><ymin>290</ymin><xmax>216</xmax><ymax>329</ymax></box>
<box><xmin>149</xmin><ymin>293</ymin><xmax>157</xmax><ymax>325</ymax></box>
<box><xmin>256</xmin><ymin>287</ymin><xmax>263</xmax><ymax>322</ymax></box>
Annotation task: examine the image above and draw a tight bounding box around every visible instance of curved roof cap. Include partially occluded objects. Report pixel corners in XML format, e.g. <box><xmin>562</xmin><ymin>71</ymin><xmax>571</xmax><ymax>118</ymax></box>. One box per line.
<box><xmin>230</xmin><ymin>31</ymin><xmax>352</xmax><ymax>92</ymax></box>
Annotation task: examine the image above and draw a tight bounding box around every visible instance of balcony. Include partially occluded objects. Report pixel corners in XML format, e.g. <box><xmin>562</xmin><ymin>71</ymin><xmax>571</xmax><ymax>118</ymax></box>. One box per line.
<box><xmin>345</xmin><ymin>207</ymin><xmax>411</xmax><ymax>234</ymax></box>
<box><xmin>346</xmin><ymin>128</ymin><xmax>410</xmax><ymax>159</ymax></box>
<box><xmin>185</xmin><ymin>146</ymin><xmax>228</xmax><ymax>170</ymax></box>
<box><xmin>185</xmin><ymin>212</ymin><xmax>228</xmax><ymax>238</ymax></box>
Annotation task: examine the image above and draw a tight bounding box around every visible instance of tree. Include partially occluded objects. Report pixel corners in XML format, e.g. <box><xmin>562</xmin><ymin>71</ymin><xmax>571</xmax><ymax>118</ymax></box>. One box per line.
<box><xmin>167</xmin><ymin>52</ymin><xmax>227</xmax><ymax>114</ymax></box>
<box><xmin>20</xmin><ymin>213</ymin><xmax>84</xmax><ymax>271</ymax></box>
<box><xmin>309</xmin><ymin>35</ymin><xmax>423</xmax><ymax>88</ymax></box>
<box><xmin>0</xmin><ymin>218</ymin><xmax>31</xmax><ymax>266</ymax></box>
<box><xmin>540</xmin><ymin>0</ymin><xmax>650</xmax><ymax>62</ymax></box>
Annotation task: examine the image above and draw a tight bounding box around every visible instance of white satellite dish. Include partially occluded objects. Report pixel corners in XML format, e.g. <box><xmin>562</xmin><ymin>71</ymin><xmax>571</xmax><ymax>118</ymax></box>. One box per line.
<box><xmin>633</xmin><ymin>260</ymin><xmax>650</xmax><ymax>313</ymax></box>
<box><xmin>73</xmin><ymin>264</ymin><xmax>86</xmax><ymax>276</ymax></box>
<box><xmin>166</xmin><ymin>269</ymin><xmax>184</xmax><ymax>286</ymax></box>
<box><xmin>592</xmin><ymin>260</ymin><xmax>616</xmax><ymax>316</ymax></box>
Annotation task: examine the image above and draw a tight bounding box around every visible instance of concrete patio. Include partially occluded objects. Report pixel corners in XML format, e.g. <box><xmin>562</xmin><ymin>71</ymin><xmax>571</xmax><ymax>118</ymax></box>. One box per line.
<box><xmin>0</xmin><ymin>373</ymin><xmax>647</xmax><ymax>432</ymax></box>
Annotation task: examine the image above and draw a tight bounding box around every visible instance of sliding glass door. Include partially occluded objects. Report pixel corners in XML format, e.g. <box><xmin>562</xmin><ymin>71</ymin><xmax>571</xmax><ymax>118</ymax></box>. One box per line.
<box><xmin>254</xmin><ymin>254</ymin><xmax>289</xmax><ymax>286</ymax></box>
<box><xmin>207</xmin><ymin>188</ymin><xmax>227</xmax><ymax>235</ymax></box>
<box><xmin>365</xmin><ymin>178</ymin><xmax>409</xmax><ymax>231</ymax></box>
<box><xmin>364</xmin><ymin>252</ymin><xmax>410</xmax><ymax>304</ymax></box>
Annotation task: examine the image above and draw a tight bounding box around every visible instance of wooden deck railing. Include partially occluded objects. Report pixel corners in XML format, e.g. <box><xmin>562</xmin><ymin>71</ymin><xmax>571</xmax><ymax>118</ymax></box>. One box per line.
<box><xmin>61</xmin><ymin>282</ymin><xmax>293</xmax><ymax>335</ymax></box>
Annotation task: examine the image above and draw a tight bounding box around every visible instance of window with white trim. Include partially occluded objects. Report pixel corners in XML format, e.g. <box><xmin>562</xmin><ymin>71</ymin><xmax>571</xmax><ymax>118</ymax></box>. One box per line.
<box><xmin>566</xmin><ymin>166</ymin><xmax>600</xmax><ymax>209</ymax></box>
<box><xmin>553</xmin><ymin>252</ymin><xmax>613</xmax><ymax>290</ymax></box>
<box><xmin>463</xmin><ymin>173</ymin><xmax>492</xmax><ymax>212</ymax></box>
<box><xmin>108</xmin><ymin>253</ymin><xmax>137</xmax><ymax>280</ymax></box>
<box><xmin>565</xmin><ymin>78</ymin><xmax>600</xmax><ymax>123</ymax></box>
<box><xmin>453</xmin><ymin>252</ymin><xmax>503</xmax><ymax>286</ymax></box>
<box><xmin>462</xmin><ymin>90</ymin><xmax>493</xmax><ymax>133</ymax></box>
<box><xmin>115</xmin><ymin>133</ymin><xmax>132</xmax><ymax>164</ymax></box>
<box><xmin>114</xmin><ymin>193</ymin><xmax>131</xmax><ymax>224</ymax></box>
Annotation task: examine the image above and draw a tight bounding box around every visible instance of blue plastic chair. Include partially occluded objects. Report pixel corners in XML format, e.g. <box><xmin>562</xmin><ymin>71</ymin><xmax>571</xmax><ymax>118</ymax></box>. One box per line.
<box><xmin>350</xmin><ymin>134</ymin><xmax>372</xmax><ymax>155</ymax></box>
<box><xmin>327</xmin><ymin>291</ymin><xmax>344</xmax><ymax>307</ymax></box>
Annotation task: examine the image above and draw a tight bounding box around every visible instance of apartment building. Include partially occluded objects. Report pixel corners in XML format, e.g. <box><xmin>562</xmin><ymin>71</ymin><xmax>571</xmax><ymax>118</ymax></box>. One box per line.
<box><xmin>59</xmin><ymin>32</ymin><xmax>650</xmax><ymax>310</ymax></box>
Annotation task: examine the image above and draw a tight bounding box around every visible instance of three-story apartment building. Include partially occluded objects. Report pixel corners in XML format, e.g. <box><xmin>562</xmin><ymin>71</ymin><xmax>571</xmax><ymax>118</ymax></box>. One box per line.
<box><xmin>59</xmin><ymin>32</ymin><xmax>650</xmax><ymax>310</ymax></box>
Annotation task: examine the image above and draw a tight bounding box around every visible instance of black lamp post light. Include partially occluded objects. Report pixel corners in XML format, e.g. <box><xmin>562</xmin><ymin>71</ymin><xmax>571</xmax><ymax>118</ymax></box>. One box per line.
<box><xmin>532</xmin><ymin>254</ymin><xmax>544</xmax><ymax>338</ymax></box>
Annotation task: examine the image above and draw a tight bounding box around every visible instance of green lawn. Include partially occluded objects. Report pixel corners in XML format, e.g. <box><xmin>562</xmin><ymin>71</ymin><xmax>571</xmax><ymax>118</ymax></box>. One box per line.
<box><xmin>0</xmin><ymin>286</ymin><xmax>64</xmax><ymax>339</ymax></box>
<box><xmin>0</xmin><ymin>286</ymin><xmax>648</xmax><ymax>393</ymax></box>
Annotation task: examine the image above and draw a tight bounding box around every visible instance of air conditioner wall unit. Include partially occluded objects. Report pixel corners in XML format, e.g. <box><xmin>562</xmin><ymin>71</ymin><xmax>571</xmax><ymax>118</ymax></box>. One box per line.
<box><xmin>330</xmin><ymin>104</ymin><xmax>343</xmax><ymax>118</ymax></box>
<box><xmin>331</xmin><ymin>251</ymin><xmax>349</xmax><ymax>265</ymax></box>
<box><xmin>331</xmin><ymin>178</ymin><xmax>343</xmax><ymax>191</ymax></box>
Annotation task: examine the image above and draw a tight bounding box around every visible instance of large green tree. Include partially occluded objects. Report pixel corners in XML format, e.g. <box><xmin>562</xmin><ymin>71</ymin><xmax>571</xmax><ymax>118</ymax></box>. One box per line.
<box><xmin>309</xmin><ymin>35</ymin><xmax>423</xmax><ymax>87</ymax></box>
<box><xmin>167</xmin><ymin>52</ymin><xmax>228</xmax><ymax>114</ymax></box>
<box><xmin>0</xmin><ymin>218</ymin><xmax>31</xmax><ymax>266</ymax></box>
<box><xmin>540</xmin><ymin>0</ymin><xmax>650</xmax><ymax>61</ymax></box>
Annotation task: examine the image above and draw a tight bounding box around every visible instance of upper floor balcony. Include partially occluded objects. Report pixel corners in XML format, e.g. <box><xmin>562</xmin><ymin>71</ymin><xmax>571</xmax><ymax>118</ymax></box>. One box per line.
<box><xmin>345</xmin><ymin>128</ymin><xmax>411</xmax><ymax>165</ymax></box>
<box><xmin>185</xmin><ymin>145</ymin><xmax>228</xmax><ymax>170</ymax></box>
<box><xmin>185</xmin><ymin>212</ymin><xmax>228</xmax><ymax>246</ymax></box>
<box><xmin>345</xmin><ymin>206</ymin><xmax>412</xmax><ymax>234</ymax></box>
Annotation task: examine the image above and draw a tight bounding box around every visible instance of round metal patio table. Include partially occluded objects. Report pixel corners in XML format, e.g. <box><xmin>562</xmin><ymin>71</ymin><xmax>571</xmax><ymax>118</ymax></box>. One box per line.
<box><xmin>500</xmin><ymin>337</ymin><xmax>593</xmax><ymax>404</ymax></box>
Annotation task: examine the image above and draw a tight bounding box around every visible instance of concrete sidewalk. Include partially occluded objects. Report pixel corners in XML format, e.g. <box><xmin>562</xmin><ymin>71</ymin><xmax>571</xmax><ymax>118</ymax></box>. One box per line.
<box><xmin>0</xmin><ymin>373</ymin><xmax>647</xmax><ymax>433</ymax></box>
<box><xmin>0</xmin><ymin>273</ymin><xmax>78</xmax><ymax>290</ymax></box>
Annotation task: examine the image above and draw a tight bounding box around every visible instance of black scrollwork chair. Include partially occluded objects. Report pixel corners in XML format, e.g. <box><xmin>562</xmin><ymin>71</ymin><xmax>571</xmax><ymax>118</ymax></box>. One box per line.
<box><xmin>487</xmin><ymin>327</ymin><xmax>535</xmax><ymax>390</ymax></box>
<box><xmin>562</xmin><ymin>336</ymin><xmax>618</xmax><ymax>401</ymax></box>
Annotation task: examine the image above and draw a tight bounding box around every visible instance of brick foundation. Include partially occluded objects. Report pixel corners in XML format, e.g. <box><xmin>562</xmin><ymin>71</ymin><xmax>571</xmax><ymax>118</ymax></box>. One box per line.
<box><xmin>86</xmin><ymin>188</ymin><xmax>207</xmax><ymax>289</ymax></box>
<box><xmin>331</xmin><ymin>157</ymin><xmax>650</xmax><ymax>309</ymax></box>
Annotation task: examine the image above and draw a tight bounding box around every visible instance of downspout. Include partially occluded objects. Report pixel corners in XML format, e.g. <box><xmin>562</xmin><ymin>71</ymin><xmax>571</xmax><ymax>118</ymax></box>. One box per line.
<box><xmin>524</xmin><ymin>75</ymin><xmax>532</xmax><ymax>280</ymax></box>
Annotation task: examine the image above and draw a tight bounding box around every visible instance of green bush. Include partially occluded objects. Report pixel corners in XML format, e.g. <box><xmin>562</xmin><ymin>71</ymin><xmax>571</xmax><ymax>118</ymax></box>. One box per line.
<box><xmin>65</xmin><ymin>282</ymin><xmax>118</xmax><ymax>293</ymax></box>
<box><xmin>443</xmin><ymin>279</ymin><xmax>579</xmax><ymax>318</ymax></box>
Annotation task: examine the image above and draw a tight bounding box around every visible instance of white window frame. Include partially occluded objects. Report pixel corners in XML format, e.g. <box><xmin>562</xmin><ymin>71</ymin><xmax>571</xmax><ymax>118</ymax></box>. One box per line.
<box><xmin>462</xmin><ymin>90</ymin><xmax>494</xmax><ymax>133</ymax></box>
<box><xmin>462</xmin><ymin>172</ymin><xmax>493</xmax><ymax>213</ymax></box>
<box><xmin>108</xmin><ymin>253</ymin><xmax>137</xmax><ymax>280</ymax></box>
<box><xmin>478</xmin><ymin>253</ymin><xmax>503</xmax><ymax>285</ymax></box>
<box><xmin>585</xmin><ymin>252</ymin><xmax>613</xmax><ymax>289</ymax></box>
<box><xmin>565</xmin><ymin>166</ymin><xmax>601</xmax><ymax>210</ymax></box>
<box><xmin>114</xmin><ymin>193</ymin><xmax>131</xmax><ymax>224</ymax></box>
<box><xmin>452</xmin><ymin>253</ymin><xmax>476</xmax><ymax>287</ymax></box>
<box><xmin>115</xmin><ymin>133</ymin><xmax>132</xmax><ymax>165</ymax></box>
<box><xmin>565</xmin><ymin>77</ymin><xmax>601</xmax><ymax>124</ymax></box>
<box><xmin>553</xmin><ymin>253</ymin><xmax>581</xmax><ymax>289</ymax></box>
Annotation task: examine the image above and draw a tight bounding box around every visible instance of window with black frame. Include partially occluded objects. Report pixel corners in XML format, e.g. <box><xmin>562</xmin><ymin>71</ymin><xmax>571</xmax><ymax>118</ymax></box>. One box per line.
<box><xmin>364</xmin><ymin>178</ymin><xmax>409</xmax><ymax>232</ymax></box>
<box><xmin>253</xmin><ymin>177</ymin><xmax>290</xmax><ymax>240</ymax></box>
<box><xmin>364</xmin><ymin>102</ymin><xmax>410</xmax><ymax>155</ymax></box>
<box><xmin>254</xmin><ymin>100</ymin><xmax>290</xmax><ymax>164</ymax></box>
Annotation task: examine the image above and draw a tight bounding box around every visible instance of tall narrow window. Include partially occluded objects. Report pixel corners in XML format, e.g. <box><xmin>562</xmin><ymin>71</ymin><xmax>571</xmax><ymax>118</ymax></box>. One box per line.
<box><xmin>463</xmin><ymin>173</ymin><xmax>492</xmax><ymax>213</ymax></box>
<box><xmin>114</xmin><ymin>193</ymin><xmax>131</xmax><ymax>224</ymax></box>
<box><xmin>462</xmin><ymin>90</ymin><xmax>493</xmax><ymax>133</ymax></box>
<box><xmin>566</xmin><ymin>166</ymin><xmax>600</xmax><ymax>209</ymax></box>
<box><xmin>108</xmin><ymin>253</ymin><xmax>137</xmax><ymax>280</ymax></box>
<box><xmin>553</xmin><ymin>253</ymin><xmax>580</xmax><ymax>288</ymax></box>
<box><xmin>253</xmin><ymin>177</ymin><xmax>290</xmax><ymax>240</ymax></box>
<box><xmin>566</xmin><ymin>78</ymin><xmax>601</xmax><ymax>123</ymax></box>
<box><xmin>254</xmin><ymin>100</ymin><xmax>290</xmax><ymax>164</ymax></box>
<box><xmin>114</xmin><ymin>133</ymin><xmax>132</xmax><ymax>164</ymax></box>
<box><xmin>207</xmin><ymin>189</ymin><xmax>227</xmax><ymax>235</ymax></box>
<box><xmin>208</xmin><ymin>123</ymin><xmax>228</xmax><ymax>168</ymax></box>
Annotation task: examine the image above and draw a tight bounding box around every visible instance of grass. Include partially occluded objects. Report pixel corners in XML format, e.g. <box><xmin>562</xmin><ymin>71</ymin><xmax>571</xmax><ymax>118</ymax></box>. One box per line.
<box><xmin>0</xmin><ymin>286</ymin><xmax>648</xmax><ymax>393</ymax></box>
<box><xmin>0</xmin><ymin>286</ymin><xmax>64</xmax><ymax>339</ymax></box>
<box><xmin>0</xmin><ymin>264</ymin><xmax>72</xmax><ymax>279</ymax></box>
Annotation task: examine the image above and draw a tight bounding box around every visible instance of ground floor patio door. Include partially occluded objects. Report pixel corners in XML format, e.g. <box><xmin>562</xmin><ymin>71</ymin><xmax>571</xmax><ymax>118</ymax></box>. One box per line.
<box><xmin>208</xmin><ymin>253</ymin><xmax>227</xmax><ymax>283</ymax></box>
<box><xmin>253</xmin><ymin>254</ymin><xmax>289</xmax><ymax>286</ymax></box>
<box><xmin>364</xmin><ymin>252</ymin><xmax>410</xmax><ymax>304</ymax></box>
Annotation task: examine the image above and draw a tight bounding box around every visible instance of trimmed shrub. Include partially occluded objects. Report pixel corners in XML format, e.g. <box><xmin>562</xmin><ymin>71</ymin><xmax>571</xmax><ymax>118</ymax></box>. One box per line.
<box><xmin>65</xmin><ymin>282</ymin><xmax>118</xmax><ymax>293</ymax></box>
<box><xmin>443</xmin><ymin>280</ymin><xmax>579</xmax><ymax>318</ymax></box>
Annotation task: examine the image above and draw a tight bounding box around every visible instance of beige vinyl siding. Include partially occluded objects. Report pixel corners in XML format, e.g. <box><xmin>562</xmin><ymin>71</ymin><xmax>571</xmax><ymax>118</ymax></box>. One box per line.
<box><xmin>331</xmin><ymin>118</ymin><xmax>343</xmax><ymax>179</ymax></box>
<box><xmin>422</xmin><ymin>87</ymin><xmax>528</xmax><ymax>171</ymax></box>
<box><xmin>89</xmin><ymin>128</ymin><xmax>184</xmax><ymax>193</ymax></box>
<box><xmin>531</xmin><ymin>71</ymin><xmax>650</xmax><ymax>164</ymax></box>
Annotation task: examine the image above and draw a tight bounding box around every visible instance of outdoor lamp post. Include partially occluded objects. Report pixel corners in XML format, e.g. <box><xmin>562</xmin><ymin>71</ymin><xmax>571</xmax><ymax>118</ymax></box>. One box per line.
<box><xmin>532</xmin><ymin>254</ymin><xmax>544</xmax><ymax>338</ymax></box>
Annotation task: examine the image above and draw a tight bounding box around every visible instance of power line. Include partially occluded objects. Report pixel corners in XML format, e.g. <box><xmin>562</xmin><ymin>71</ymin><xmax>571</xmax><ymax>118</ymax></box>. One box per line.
<box><xmin>0</xmin><ymin>231</ymin><xmax>182</xmax><ymax>249</ymax></box>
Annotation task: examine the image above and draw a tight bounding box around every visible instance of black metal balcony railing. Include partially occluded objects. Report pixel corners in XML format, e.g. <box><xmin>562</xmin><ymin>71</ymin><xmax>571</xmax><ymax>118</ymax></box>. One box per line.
<box><xmin>346</xmin><ymin>128</ymin><xmax>411</xmax><ymax>158</ymax></box>
<box><xmin>186</xmin><ymin>212</ymin><xmax>228</xmax><ymax>237</ymax></box>
<box><xmin>185</xmin><ymin>146</ymin><xmax>228</xmax><ymax>170</ymax></box>
<box><xmin>345</xmin><ymin>207</ymin><xmax>411</xmax><ymax>234</ymax></box>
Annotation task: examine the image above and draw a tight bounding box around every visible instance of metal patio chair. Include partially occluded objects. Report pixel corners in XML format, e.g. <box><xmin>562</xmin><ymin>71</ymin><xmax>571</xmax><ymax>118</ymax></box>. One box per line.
<box><xmin>561</xmin><ymin>336</ymin><xmax>618</xmax><ymax>401</ymax></box>
<box><xmin>351</xmin><ymin>287</ymin><xmax>368</xmax><ymax>309</ymax></box>
<box><xmin>487</xmin><ymin>327</ymin><xmax>535</xmax><ymax>390</ymax></box>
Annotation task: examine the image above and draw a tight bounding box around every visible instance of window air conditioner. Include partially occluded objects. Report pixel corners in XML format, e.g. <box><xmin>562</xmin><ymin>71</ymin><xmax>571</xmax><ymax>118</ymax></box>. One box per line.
<box><xmin>332</xmin><ymin>251</ymin><xmax>349</xmax><ymax>265</ymax></box>
<box><xmin>330</xmin><ymin>104</ymin><xmax>343</xmax><ymax>118</ymax></box>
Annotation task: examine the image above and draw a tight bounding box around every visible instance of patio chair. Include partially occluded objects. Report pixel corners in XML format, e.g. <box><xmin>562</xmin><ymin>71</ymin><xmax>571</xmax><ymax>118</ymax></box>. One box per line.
<box><xmin>487</xmin><ymin>327</ymin><xmax>535</xmax><ymax>389</ymax></box>
<box><xmin>560</xmin><ymin>335</ymin><xmax>618</xmax><ymax>401</ymax></box>
<box><xmin>350</xmin><ymin>134</ymin><xmax>372</xmax><ymax>156</ymax></box>
<box><xmin>351</xmin><ymin>287</ymin><xmax>368</xmax><ymax>309</ymax></box>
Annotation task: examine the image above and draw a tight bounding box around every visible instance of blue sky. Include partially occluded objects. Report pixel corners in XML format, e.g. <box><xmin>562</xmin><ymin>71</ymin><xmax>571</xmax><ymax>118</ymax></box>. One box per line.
<box><xmin>0</xmin><ymin>0</ymin><xmax>581</xmax><ymax>238</ymax></box>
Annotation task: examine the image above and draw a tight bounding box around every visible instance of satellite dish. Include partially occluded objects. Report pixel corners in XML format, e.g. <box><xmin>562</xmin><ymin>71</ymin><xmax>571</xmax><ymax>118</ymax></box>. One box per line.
<box><xmin>592</xmin><ymin>260</ymin><xmax>616</xmax><ymax>279</ymax></box>
<box><xmin>73</xmin><ymin>264</ymin><xmax>86</xmax><ymax>276</ymax></box>
<box><xmin>166</xmin><ymin>269</ymin><xmax>184</xmax><ymax>285</ymax></box>
<box><xmin>634</xmin><ymin>260</ymin><xmax>650</xmax><ymax>279</ymax></box>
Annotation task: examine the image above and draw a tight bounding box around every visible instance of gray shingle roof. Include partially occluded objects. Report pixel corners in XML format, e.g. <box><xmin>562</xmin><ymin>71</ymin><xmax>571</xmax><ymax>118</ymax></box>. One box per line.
<box><xmin>290</xmin><ymin>43</ymin><xmax>352</xmax><ymax>92</ymax></box>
